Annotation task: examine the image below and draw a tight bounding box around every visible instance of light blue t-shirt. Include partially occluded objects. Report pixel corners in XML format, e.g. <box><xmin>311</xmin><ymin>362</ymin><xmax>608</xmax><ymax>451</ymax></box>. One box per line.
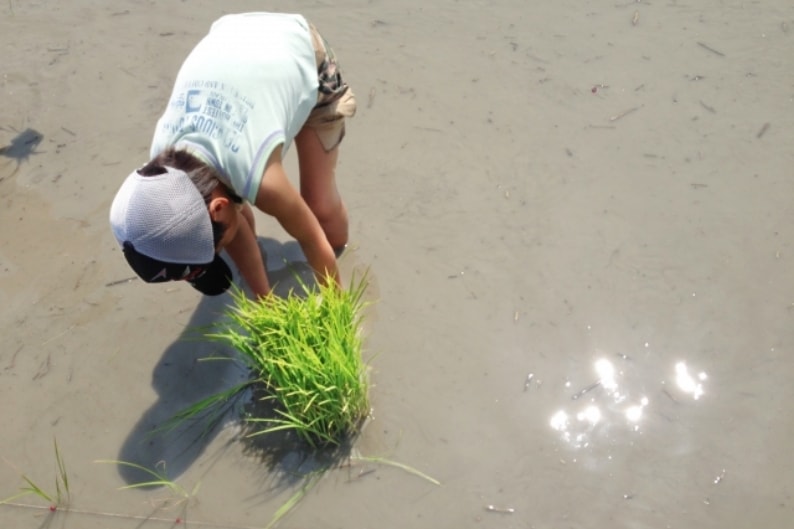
<box><xmin>150</xmin><ymin>13</ymin><xmax>319</xmax><ymax>203</ymax></box>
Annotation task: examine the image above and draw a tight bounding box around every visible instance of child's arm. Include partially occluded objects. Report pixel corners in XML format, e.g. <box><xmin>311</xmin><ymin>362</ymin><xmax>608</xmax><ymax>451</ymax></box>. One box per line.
<box><xmin>255</xmin><ymin>146</ymin><xmax>340</xmax><ymax>288</ymax></box>
<box><xmin>223</xmin><ymin>212</ymin><xmax>271</xmax><ymax>298</ymax></box>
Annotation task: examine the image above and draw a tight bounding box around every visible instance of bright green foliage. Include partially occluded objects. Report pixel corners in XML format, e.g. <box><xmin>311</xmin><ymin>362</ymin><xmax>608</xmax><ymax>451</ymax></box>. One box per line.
<box><xmin>210</xmin><ymin>273</ymin><xmax>370</xmax><ymax>447</ymax></box>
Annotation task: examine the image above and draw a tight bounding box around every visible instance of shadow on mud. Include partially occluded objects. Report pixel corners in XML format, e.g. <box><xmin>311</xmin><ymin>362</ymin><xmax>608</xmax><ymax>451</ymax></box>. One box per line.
<box><xmin>0</xmin><ymin>127</ymin><xmax>43</xmax><ymax>181</ymax></box>
<box><xmin>114</xmin><ymin>237</ymin><xmax>353</xmax><ymax>492</ymax></box>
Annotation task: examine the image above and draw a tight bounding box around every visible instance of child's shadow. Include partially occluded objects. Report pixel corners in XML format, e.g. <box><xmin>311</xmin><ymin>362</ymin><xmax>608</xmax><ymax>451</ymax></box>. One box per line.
<box><xmin>114</xmin><ymin>237</ymin><xmax>321</xmax><ymax>486</ymax></box>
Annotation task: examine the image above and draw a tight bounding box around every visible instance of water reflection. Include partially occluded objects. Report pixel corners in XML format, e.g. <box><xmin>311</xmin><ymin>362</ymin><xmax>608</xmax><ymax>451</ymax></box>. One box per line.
<box><xmin>675</xmin><ymin>361</ymin><xmax>707</xmax><ymax>400</ymax></box>
<box><xmin>625</xmin><ymin>397</ymin><xmax>649</xmax><ymax>424</ymax></box>
<box><xmin>549</xmin><ymin>357</ymin><xmax>707</xmax><ymax>449</ymax></box>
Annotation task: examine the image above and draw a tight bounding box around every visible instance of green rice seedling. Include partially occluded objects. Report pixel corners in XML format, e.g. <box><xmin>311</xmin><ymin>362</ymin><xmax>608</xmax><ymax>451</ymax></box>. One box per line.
<box><xmin>259</xmin><ymin>453</ymin><xmax>440</xmax><ymax>528</ymax></box>
<box><xmin>264</xmin><ymin>471</ymin><xmax>324</xmax><ymax>529</ymax></box>
<box><xmin>53</xmin><ymin>438</ymin><xmax>70</xmax><ymax>506</ymax></box>
<box><xmin>350</xmin><ymin>455</ymin><xmax>441</xmax><ymax>486</ymax></box>
<box><xmin>96</xmin><ymin>459</ymin><xmax>199</xmax><ymax>525</ymax></box>
<box><xmin>96</xmin><ymin>460</ymin><xmax>198</xmax><ymax>499</ymax></box>
<box><xmin>1</xmin><ymin>438</ymin><xmax>70</xmax><ymax>510</ymax></box>
<box><xmin>150</xmin><ymin>382</ymin><xmax>251</xmax><ymax>439</ymax></box>
<box><xmin>209</xmin><ymin>271</ymin><xmax>371</xmax><ymax>448</ymax></box>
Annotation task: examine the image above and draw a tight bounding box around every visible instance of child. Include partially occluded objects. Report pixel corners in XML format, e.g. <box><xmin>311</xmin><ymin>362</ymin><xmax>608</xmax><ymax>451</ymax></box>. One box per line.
<box><xmin>110</xmin><ymin>12</ymin><xmax>356</xmax><ymax>298</ymax></box>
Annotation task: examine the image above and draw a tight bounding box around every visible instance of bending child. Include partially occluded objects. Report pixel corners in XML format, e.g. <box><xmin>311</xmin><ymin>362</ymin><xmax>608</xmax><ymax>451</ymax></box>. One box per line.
<box><xmin>110</xmin><ymin>12</ymin><xmax>356</xmax><ymax>298</ymax></box>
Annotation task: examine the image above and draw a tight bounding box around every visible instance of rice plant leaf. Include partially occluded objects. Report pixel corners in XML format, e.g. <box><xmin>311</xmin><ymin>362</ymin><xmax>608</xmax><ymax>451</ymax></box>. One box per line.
<box><xmin>151</xmin><ymin>382</ymin><xmax>250</xmax><ymax>437</ymax></box>
<box><xmin>20</xmin><ymin>476</ymin><xmax>54</xmax><ymax>503</ymax></box>
<box><xmin>118</xmin><ymin>480</ymin><xmax>184</xmax><ymax>492</ymax></box>
<box><xmin>189</xmin><ymin>480</ymin><xmax>202</xmax><ymax>497</ymax></box>
<box><xmin>351</xmin><ymin>456</ymin><xmax>441</xmax><ymax>486</ymax></box>
<box><xmin>53</xmin><ymin>437</ymin><xmax>69</xmax><ymax>504</ymax></box>
<box><xmin>95</xmin><ymin>460</ymin><xmax>186</xmax><ymax>496</ymax></box>
<box><xmin>0</xmin><ymin>489</ymin><xmax>38</xmax><ymax>505</ymax></box>
<box><xmin>264</xmin><ymin>472</ymin><xmax>323</xmax><ymax>529</ymax></box>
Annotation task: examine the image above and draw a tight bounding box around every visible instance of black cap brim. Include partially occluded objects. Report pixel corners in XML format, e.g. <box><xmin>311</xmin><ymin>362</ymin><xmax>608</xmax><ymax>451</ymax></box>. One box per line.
<box><xmin>186</xmin><ymin>255</ymin><xmax>232</xmax><ymax>295</ymax></box>
<box><xmin>122</xmin><ymin>241</ymin><xmax>232</xmax><ymax>296</ymax></box>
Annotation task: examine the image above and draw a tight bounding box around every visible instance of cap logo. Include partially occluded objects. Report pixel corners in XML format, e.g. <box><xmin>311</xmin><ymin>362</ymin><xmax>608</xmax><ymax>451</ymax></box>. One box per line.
<box><xmin>182</xmin><ymin>266</ymin><xmax>206</xmax><ymax>282</ymax></box>
<box><xmin>151</xmin><ymin>267</ymin><xmax>169</xmax><ymax>281</ymax></box>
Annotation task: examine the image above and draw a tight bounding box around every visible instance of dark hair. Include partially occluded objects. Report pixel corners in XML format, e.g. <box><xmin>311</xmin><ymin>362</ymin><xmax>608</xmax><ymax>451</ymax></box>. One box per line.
<box><xmin>137</xmin><ymin>147</ymin><xmax>242</xmax><ymax>246</ymax></box>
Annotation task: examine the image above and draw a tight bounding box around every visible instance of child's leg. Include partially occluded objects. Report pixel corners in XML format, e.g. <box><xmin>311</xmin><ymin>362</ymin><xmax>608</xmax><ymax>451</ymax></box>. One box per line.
<box><xmin>299</xmin><ymin>22</ymin><xmax>356</xmax><ymax>251</ymax></box>
<box><xmin>294</xmin><ymin>127</ymin><xmax>348</xmax><ymax>250</ymax></box>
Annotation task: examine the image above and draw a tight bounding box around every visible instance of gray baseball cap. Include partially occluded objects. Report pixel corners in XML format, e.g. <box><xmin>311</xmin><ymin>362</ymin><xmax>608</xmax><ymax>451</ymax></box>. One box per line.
<box><xmin>109</xmin><ymin>166</ymin><xmax>232</xmax><ymax>295</ymax></box>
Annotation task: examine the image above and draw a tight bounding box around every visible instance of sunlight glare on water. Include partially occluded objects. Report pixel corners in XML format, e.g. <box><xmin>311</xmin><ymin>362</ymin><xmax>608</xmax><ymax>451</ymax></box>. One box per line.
<box><xmin>577</xmin><ymin>405</ymin><xmax>602</xmax><ymax>425</ymax></box>
<box><xmin>549</xmin><ymin>354</ymin><xmax>709</xmax><ymax>449</ymax></box>
<box><xmin>594</xmin><ymin>358</ymin><xmax>617</xmax><ymax>393</ymax></box>
<box><xmin>549</xmin><ymin>356</ymin><xmax>648</xmax><ymax>449</ymax></box>
<box><xmin>675</xmin><ymin>361</ymin><xmax>707</xmax><ymax>400</ymax></box>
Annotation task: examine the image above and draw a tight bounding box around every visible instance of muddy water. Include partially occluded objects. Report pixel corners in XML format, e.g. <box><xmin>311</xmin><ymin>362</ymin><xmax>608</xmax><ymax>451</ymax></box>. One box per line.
<box><xmin>1</xmin><ymin>0</ymin><xmax>793</xmax><ymax>527</ymax></box>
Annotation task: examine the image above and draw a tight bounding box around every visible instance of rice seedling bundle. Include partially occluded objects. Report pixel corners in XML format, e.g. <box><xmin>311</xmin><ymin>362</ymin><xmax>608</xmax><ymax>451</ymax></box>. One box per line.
<box><xmin>210</xmin><ymin>274</ymin><xmax>370</xmax><ymax>447</ymax></box>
